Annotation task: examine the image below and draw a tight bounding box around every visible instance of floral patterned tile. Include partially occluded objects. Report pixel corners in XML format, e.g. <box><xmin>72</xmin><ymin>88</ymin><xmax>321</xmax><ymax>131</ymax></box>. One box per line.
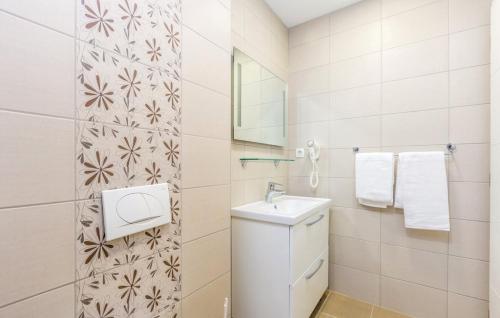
<box><xmin>77</xmin><ymin>42</ymin><xmax>181</xmax><ymax>131</ymax></box>
<box><xmin>76</xmin><ymin>121</ymin><xmax>181</xmax><ymax>200</ymax></box>
<box><xmin>76</xmin><ymin>250</ymin><xmax>181</xmax><ymax>318</ymax></box>
<box><xmin>76</xmin><ymin>197</ymin><xmax>181</xmax><ymax>280</ymax></box>
<box><xmin>77</xmin><ymin>0</ymin><xmax>181</xmax><ymax>72</ymax></box>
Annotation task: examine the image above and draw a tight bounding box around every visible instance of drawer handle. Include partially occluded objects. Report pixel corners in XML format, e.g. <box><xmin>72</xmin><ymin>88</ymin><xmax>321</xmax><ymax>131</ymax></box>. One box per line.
<box><xmin>305</xmin><ymin>214</ymin><xmax>324</xmax><ymax>226</ymax></box>
<box><xmin>305</xmin><ymin>259</ymin><xmax>324</xmax><ymax>280</ymax></box>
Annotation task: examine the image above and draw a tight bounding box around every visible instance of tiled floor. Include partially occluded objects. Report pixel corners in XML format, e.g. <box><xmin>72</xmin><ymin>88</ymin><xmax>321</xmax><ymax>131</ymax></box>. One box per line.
<box><xmin>311</xmin><ymin>291</ymin><xmax>411</xmax><ymax>318</ymax></box>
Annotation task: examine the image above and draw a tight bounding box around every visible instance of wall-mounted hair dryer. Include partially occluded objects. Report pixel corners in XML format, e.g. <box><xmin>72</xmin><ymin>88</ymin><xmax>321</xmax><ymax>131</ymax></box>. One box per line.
<box><xmin>307</xmin><ymin>139</ymin><xmax>320</xmax><ymax>189</ymax></box>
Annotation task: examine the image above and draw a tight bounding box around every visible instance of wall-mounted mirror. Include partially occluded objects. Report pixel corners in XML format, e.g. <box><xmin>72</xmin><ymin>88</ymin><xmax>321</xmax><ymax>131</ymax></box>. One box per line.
<box><xmin>232</xmin><ymin>48</ymin><xmax>288</xmax><ymax>147</ymax></box>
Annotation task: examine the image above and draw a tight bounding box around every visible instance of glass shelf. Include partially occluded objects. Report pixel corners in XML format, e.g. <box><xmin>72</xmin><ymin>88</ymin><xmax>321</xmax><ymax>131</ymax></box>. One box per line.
<box><xmin>239</xmin><ymin>157</ymin><xmax>295</xmax><ymax>168</ymax></box>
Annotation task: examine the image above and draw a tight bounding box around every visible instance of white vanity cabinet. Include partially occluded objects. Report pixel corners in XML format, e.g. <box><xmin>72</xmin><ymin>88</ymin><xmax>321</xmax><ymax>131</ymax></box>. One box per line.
<box><xmin>232</xmin><ymin>207</ymin><xmax>330</xmax><ymax>318</ymax></box>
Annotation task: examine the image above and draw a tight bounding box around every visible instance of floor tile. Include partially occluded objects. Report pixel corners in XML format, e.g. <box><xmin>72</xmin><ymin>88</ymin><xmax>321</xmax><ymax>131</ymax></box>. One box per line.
<box><xmin>322</xmin><ymin>293</ymin><xmax>373</xmax><ymax>318</ymax></box>
<box><xmin>372</xmin><ymin>306</ymin><xmax>411</xmax><ymax>318</ymax></box>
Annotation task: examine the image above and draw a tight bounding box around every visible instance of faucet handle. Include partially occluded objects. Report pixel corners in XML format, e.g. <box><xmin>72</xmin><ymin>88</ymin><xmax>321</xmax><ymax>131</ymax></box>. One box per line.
<box><xmin>268</xmin><ymin>181</ymin><xmax>284</xmax><ymax>191</ymax></box>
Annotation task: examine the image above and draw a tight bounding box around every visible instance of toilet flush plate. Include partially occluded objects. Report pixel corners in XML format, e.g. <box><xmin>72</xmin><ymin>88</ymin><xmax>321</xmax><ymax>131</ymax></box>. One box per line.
<box><xmin>102</xmin><ymin>183</ymin><xmax>171</xmax><ymax>241</ymax></box>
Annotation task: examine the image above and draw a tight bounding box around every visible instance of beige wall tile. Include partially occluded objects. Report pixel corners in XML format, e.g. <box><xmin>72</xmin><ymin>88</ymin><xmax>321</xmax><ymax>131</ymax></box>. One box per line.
<box><xmin>182</xmin><ymin>185</ymin><xmax>230</xmax><ymax>243</ymax></box>
<box><xmin>450</xmin><ymin>104</ymin><xmax>490</xmax><ymax>144</ymax></box>
<box><xmin>0</xmin><ymin>284</ymin><xmax>74</xmax><ymax>318</ymax></box>
<box><xmin>182</xmin><ymin>272</ymin><xmax>230</xmax><ymax>318</ymax></box>
<box><xmin>287</xmin><ymin>175</ymin><xmax>329</xmax><ymax>197</ymax></box>
<box><xmin>331</xmin><ymin>0</ymin><xmax>382</xmax><ymax>34</ymax></box>
<box><xmin>381</xmin><ymin>109</ymin><xmax>448</xmax><ymax>146</ymax></box>
<box><xmin>334</xmin><ymin>235</ymin><xmax>381</xmax><ymax>273</ymax></box>
<box><xmin>448</xmin><ymin>143</ymin><xmax>490</xmax><ymax>182</ymax></box>
<box><xmin>332</xmin><ymin>207</ymin><xmax>381</xmax><ymax>241</ymax></box>
<box><xmin>382</xmin><ymin>0</ymin><xmax>448</xmax><ymax>49</ymax></box>
<box><xmin>288</xmin><ymin>65</ymin><xmax>330</xmax><ymax>98</ymax></box>
<box><xmin>450</xmin><ymin>65</ymin><xmax>490</xmax><ymax>107</ymax></box>
<box><xmin>183</xmin><ymin>0</ymin><xmax>231</xmax><ymax>51</ymax></box>
<box><xmin>288</xmin><ymin>150</ymin><xmax>328</xmax><ymax>177</ymax></box>
<box><xmin>381</xmin><ymin>210</ymin><xmax>449</xmax><ymax>254</ymax></box>
<box><xmin>449</xmin><ymin>219</ymin><xmax>490</xmax><ymax>261</ymax></box>
<box><xmin>450</xmin><ymin>0</ymin><xmax>491</xmax><ymax>33</ymax></box>
<box><xmin>289</xmin><ymin>15</ymin><xmax>330</xmax><ymax>48</ymax></box>
<box><xmin>182</xmin><ymin>135</ymin><xmax>230</xmax><ymax>188</ymax></box>
<box><xmin>329</xmin><ymin>149</ymin><xmax>355</xmax><ymax>178</ymax></box>
<box><xmin>331</xmin><ymin>84</ymin><xmax>381</xmax><ymax>119</ymax></box>
<box><xmin>331</xmin><ymin>52</ymin><xmax>381</xmax><ymax>91</ymax></box>
<box><xmin>183</xmin><ymin>27</ymin><xmax>230</xmax><ymax>96</ymax></box>
<box><xmin>295</xmin><ymin>93</ymin><xmax>330</xmax><ymax>123</ymax></box>
<box><xmin>448</xmin><ymin>256</ymin><xmax>489</xmax><ymax>299</ymax></box>
<box><xmin>447</xmin><ymin>292</ymin><xmax>489</xmax><ymax>318</ymax></box>
<box><xmin>329</xmin><ymin>178</ymin><xmax>357</xmax><ymax>208</ymax></box>
<box><xmin>382</xmin><ymin>72</ymin><xmax>449</xmax><ymax>113</ymax></box>
<box><xmin>0</xmin><ymin>203</ymin><xmax>75</xmax><ymax>306</ymax></box>
<box><xmin>0</xmin><ymin>0</ymin><xmax>74</xmax><ymax>35</ymax></box>
<box><xmin>295</xmin><ymin>121</ymin><xmax>330</xmax><ymax>149</ymax></box>
<box><xmin>289</xmin><ymin>37</ymin><xmax>330</xmax><ymax>72</ymax></box>
<box><xmin>332</xmin><ymin>21</ymin><xmax>381</xmax><ymax>62</ymax></box>
<box><xmin>182</xmin><ymin>229</ymin><xmax>230</xmax><ymax>296</ymax></box>
<box><xmin>330</xmin><ymin>116</ymin><xmax>381</xmax><ymax>148</ymax></box>
<box><xmin>383</xmin><ymin>36</ymin><xmax>448</xmax><ymax>82</ymax></box>
<box><xmin>382</xmin><ymin>0</ymin><xmax>439</xmax><ymax>18</ymax></box>
<box><xmin>449</xmin><ymin>182</ymin><xmax>490</xmax><ymax>221</ymax></box>
<box><xmin>381</xmin><ymin>244</ymin><xmax>448</xmax><ymax>289</ymax></box>
<box><xmin>331</xmin><ymin>264</ymin><xmax>381</xmax><ymax>305</ymax></box>
<box><xmin>450</xmin><ymin>26</ymin><xmax>490</xmax><ymax>70</ymax></box>
<box><xmin>182</xmin><ymin>80</ymin><xmax>231</xmax><ymax>140</ymax></box>
<box><xmin>0</xmin><ymin>12</ymin><xmax>74</xmax><ymax>118</ymax></box>
<box><xmin>0</xmin><ymin>111</ymin><xmax>74</xmax><ymax>207</ymax></box>
<box><xmin>381</xmin><ymin>276</ymin><xmax>447</xmax><ymax>318</ymax></box>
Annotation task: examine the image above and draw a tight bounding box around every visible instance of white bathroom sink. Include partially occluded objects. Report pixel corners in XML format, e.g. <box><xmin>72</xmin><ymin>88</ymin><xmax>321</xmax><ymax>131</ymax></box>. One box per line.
<box><xmin>231</xmin><ymin>195</ymin><xmax>332</xmax><ymax>225</ymax></box>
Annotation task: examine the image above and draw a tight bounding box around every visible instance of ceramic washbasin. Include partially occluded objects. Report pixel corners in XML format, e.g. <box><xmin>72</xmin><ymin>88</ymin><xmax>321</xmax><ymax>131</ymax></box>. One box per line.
<box><xmin>231</xmin><ymin>195</ymin><xmax>331</xmax><ymax>225</ymax></box>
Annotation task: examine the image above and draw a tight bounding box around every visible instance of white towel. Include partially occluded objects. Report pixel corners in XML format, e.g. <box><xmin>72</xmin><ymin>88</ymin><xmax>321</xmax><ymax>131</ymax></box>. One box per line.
<box><xmin>355</xmin><ymin>153</ymin><xmax>395</xmax><ymax>208</ymax></box>
<box><xmin>395</xmin><ymin>152</ymin><xmax>450</xmax><ymax>231</ymax></box>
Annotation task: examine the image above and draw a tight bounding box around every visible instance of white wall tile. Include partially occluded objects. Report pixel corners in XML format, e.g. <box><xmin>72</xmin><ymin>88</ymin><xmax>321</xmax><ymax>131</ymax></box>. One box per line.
<box><xmin>183</xmin><ymin>27</ymin><xmax>231</xmax><ymax>96</ymax></box>
<box><xmin>381</xmin><ymin>277</ymin><xmax>447</xmax><ymax>318</ymax></box>
<box><xmin>331</xmin><ymin>0</ymin><xmax>382</xmax><ymax>34</ymax></box>
<box><xmin>0</xmin><ymin>12</ymin><xmax>74</xmax><ymax>118</ymax></box>
<box><xmin>381</xmin><ymin>244</ymin><xmax>448</xmax><ymax>289</ymax></box>
<box><xmin>289</xmin><ymin>37</ymin><xmax>330</xmax><ymax>73</ymax></box>
<box><xmin>448</xmin><ymin>256</ymin><xmax>489</xmax><ymax>299</ymax></box>
<box><xmin>331</xmin><ymin>52</ymin><xmax>381</xmax><ymax>90</ymax></box>
<box><xmin>332</xmin><ymin>21</ymin><xmax>381</xmax><ymax>62</ymax></box>
<box><xmin>331</xmin><ymin>264</ymin><xmax>381</xmax><ymax>305</ymax></box>
<box><xmin>381</xmin><ymin>109</ymin><xmax>448</xmax><ymax>146</ymax></box>
<box><xmin>183</xmin><ymin>0</ymin><xmax>231</xmax><ymax>51</ymax></box>
<box><xmin>447</xmin><ymin>292</ymin><xmax>489</xmax><ymax>318</ymax></box>
<box><xmin>0</xmin><ymin>111</ymin><xmax>75</xmax><ymax>207</ymax></box>
<box><xmin>449</xmin><ymin>182</ymin><xmax>490</xmax><ymax>221</ymax></box>
<box><xmin>332</xmin><ymin>207</ymin><xmax>381</xmax><ymax>241</ymax></box>
<box><xmin>450</xmin><ymin>26</ymin><xmax>490</xmax><ymax>70</ymax></box>
<box><xmin>450</xmin><ymin>0</ymin><xmax>491</xmax><ymax>33</ymax></box>
<box><xmin>331</xmin><ymin>84</ymin><xmax>381</xmax><ymax>119</ymax></box>
<box><xmin>289</xmin><ymin>15</ymin><xmax>330</xmax><ymax>48</ymax></box>
<box><xmin>330</xmin><ymin>116</ymin><xmax>381</xmax><ymax>148</ymax></box>
<box><xmin>382</xmin><ymin>72</ymin><xmax>449</xmax><ymax>113</ymax></box>
<box><xmin>334</xmin><ymin>235</ymin><xmax>381</xmax><ymax>274</ymax></box>
<box><xmin>450</xmin><ymin>65</ymin><xmax>490</xmax><ymax>107</ymax></box>
<box><xmin>450</xmin><ymin>104</ymin><xmax>490</xmax><ymax>144</ymax></box>
<box><xmin>383</xmin><ymin>36</ymin><xmax>448</xmax><ymax>82</ymax></box>
<box><xmin>382</xmin><ymin>0</ymin><xmax>448</xmax><ymax>49</ymax></box>
<box><xmin>449</xmin><ymin>219</ymin><xmax>490</xmax><ymax>261</ymax></box>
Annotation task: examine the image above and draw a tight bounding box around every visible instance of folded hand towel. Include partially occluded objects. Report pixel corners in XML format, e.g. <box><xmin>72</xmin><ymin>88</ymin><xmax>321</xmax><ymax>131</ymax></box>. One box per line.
<box><xmin>395</xmin><ymin>152</ymin><xmax>449</xmax><ymax>231</ymax></box>
<box><xmin>355</xmin><ymin>153</ymin><xmax>395</xmax><ymax>208</ymax></box>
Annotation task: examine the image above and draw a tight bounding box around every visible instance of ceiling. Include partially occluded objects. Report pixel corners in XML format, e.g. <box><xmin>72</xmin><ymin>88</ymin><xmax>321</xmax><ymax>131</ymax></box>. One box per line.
<box><xmin>264</xmin><ymin>0</ymin><xmax>363</xmax><ymax>27</ymax></box>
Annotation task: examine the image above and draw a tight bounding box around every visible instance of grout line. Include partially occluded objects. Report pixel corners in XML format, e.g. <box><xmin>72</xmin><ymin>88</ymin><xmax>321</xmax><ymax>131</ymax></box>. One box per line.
<box><xmin>0</xmin><ymin>281</ymin><xmax>75</xmax><ymax>309</ymax></box>
<box><xmin>0</xmin><ymin>9</ymin><xmax>75</xmax><ymax>38</ymax></box>
<box><xmin>181</xmin><ymin>270</ymin><xmax>231</xmax><ymax>299</ymax></box>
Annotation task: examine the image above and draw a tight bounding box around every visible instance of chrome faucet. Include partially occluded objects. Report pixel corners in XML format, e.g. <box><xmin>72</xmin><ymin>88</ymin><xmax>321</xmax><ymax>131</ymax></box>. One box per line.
<box><xmin>265</xmin><ymin>181</ymin><xmax>285</xmax><ymax>203</ymax></box>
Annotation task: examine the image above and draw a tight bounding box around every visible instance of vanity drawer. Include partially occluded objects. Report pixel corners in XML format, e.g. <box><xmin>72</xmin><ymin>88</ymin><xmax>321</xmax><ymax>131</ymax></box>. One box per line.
<box><xmin>290</xmin><ymin>209</ymin><xmax>329</xmax><ymax>283</ymax></box>
<box><xmin>290</xmin><ymin>249</ymin><xmax>329</xmax><ymax>318</ymax></box>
